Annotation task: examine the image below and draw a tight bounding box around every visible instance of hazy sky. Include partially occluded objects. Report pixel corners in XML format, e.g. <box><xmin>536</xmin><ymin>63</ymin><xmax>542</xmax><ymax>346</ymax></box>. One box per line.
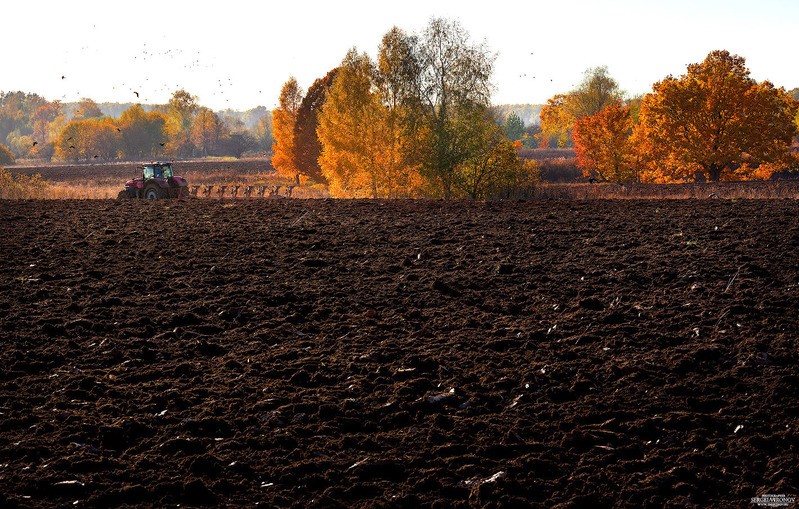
<box><xmin>4</xmin><ymin>0</ymin><xmax>797</xmax><ymax>111</ymax></box>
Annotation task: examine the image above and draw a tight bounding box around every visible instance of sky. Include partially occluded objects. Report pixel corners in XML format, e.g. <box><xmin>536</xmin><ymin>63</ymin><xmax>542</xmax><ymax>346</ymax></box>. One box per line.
<box><xmin>3</xmin><ymin>0</ymin><xmax>798</xmax><ymax>112</ymax></box>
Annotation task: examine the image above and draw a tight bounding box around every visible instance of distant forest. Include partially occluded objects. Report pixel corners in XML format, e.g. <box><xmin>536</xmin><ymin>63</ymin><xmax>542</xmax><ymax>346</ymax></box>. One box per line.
<box><xmin>0</xmin><ymin>89</ymin><xmax>543</xmax><ymax>164</ymax></box>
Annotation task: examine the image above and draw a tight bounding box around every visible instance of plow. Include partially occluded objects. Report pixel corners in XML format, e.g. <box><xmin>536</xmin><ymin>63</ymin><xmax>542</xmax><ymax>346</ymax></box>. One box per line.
<box><xmin>190</xmin><ymin>184</ymin><xmax>296</xmax><ymax>199</ymax></box>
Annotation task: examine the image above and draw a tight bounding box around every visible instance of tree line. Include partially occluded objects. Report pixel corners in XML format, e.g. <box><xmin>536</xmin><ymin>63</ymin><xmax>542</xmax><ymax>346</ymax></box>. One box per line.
<box><xmin>271</xmin><ymin>19</ymin><xmax>540</xmax><ymax>199</ymax></box>
<box><xmin>539</xmin><ymin>53</ymin><xmax>799</xmax><ymax>182</ymax></box>
<box><xmin>0</xmin><ymin>91</ymin><xmax>274</xmax><ymax>164</ymax></box>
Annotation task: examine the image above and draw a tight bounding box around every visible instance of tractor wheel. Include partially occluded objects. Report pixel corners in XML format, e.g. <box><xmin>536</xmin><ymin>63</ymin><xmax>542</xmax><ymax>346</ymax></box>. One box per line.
<box><xmin>144</xmin><ymin>186</ymin><xmax>162</xmax><ymax>200</ymax></box>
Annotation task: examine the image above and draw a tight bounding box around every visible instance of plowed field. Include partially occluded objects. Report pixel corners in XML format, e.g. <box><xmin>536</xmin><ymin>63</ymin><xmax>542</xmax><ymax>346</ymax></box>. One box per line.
<box><xmin>1</xmin><ymin>199</ymin><xmax>797</xmax><ymax>508</ymax></box>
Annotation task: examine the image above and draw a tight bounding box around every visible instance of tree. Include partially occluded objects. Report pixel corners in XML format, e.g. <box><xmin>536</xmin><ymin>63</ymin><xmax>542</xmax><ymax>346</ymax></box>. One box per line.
<box><xmin>89</xmin><ymin>117</ymin><xmax>121</xmax><ymax>160</ymax></box>
<box><xmin>504</xmin><ymin>111</ymin><xmax>525</xmax><ymax>141</ymax></box>
<box><xmin>633</xmin><ymin>50</ymin><xmax>799</xmax><ymax>182</ymax></box>
<box><xmin>54</xmin><ymin>117</ymin><xmax>120</xmax><ymax>161</ymax></box>
<box><xmin>72</xmin><ymin>98</ymin><xmax>104</xmax><ymax>120</ymax></box>
<box><xmin>538</xmin><ymin>94</ymin><xmax>575</xmax><ymax>148</ymax></box>
<box><xmin>573</xmin><ymin>102</ymin><xmax>638</xmax><ymax>182</ymax></box>
<box><xmin>191</xmin><ymin>107</ymin><xmax>223</xmax><ymax>156</ymax></box>
<box><xmin>410</xmin><ymin>18</ymin><xmax>496</xmax><ymax>198</ymax></box>
<box><xmin>454</xmin><ymin>115</ymin><xmax>540</xmax><ymax>199</ymax></box>
<box><xmin>165</xmin><ymin>89</ymin><xmax>199</xmax><ymax>157</ymax></box>
<box><xmin>0</xmin><ymin>143</ymin><xmax>14</xmax><ymax>165</ymax></box>
<box><xmin>271</xmin><ymin>77</ymin><xmax>303</xmax><ymax>179</ymax></box>
<box><xmin>571</xmin><ymin>66</ymin><xmax>623</xmax><ymax>117</ymax></box>
<box><xmin>538</xmin><ymin>67</ymin><xmax>623</xmax><ymax>148</ymax></box>
<box><xmin>253</xmin><ymin>111</ymin><xmax>274</xmax><ymax>152</ymax></box>
<box><xmin>118</xmin><ymin>105</ymin><xmax>167</xmax><ymax>159</ymax></box>
<box><xmin>318</xmin><ymin>49</ymin><xmax>421</xmax><ymax>198</ymax></box>
<box><xmin>377</xmin><ymin>26</ymin><xmax>420</xmax><ymax>109</ymax></box>
<box><xmin>294</xmin><ymin>68</ymin><xmax>338</xmax><ymax>183</ymax></box>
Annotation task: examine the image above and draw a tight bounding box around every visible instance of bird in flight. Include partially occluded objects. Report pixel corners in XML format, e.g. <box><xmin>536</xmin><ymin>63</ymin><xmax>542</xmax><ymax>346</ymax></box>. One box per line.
<box><xmin>32</xmin><ymin>141</ymin><xmax>38</xmax><ymax>147</ymax></box>
<box><xmin>134</xmin><ymin>91</ymin><xmax>140</xmax><ymax>98</ymax></box>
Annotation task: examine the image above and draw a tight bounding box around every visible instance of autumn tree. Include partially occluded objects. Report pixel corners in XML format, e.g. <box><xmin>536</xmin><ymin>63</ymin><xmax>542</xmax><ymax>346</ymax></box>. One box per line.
<box><xmin>0</xmin><ymin>92</ymin><xmax>49</xmax><ymax>144</ymax></box>
<box><xmin>538</xmin><ymin>94</ymin><xmax>575</xmax><ymax>147</ymax></box>
<box><xmin>271</xmin><ymin>77</ymin><xmax>303</xmax><ymax>179</ymax></box>
<box><xmin>118</xmin><ymin>105</ymin><xmax>167</xmax><ymax>159</ymax></box>
<box><xmin>72</xmin><ymin>98</ymin><xmax>104</xmax><ymax>120</ymax></box>
<box><xmin>318</xmin><ymin>50</ymin><xmax>420</xmax><ymax>198</ymax></box>
<box><xmin>538</xmin><ymin>67</ymin><xmax>623</xmax><ymax>148</ymax></box>
<box><xmin>90</xmin><ymin>117</ymin><xmax>121</xmax><ymax>160</ymax></box>
<box><xmin>0</xmin><ymin>143</ymin><xmax>14</xmax><ymax>165</ymax></box>
<box><xmin>165</xmin><ymin>89</ymin><xmax>199</xmax><ymax>157</ymax></box>
<box><xmin>317</xmin><ymin>20</ymin><xmax>499</xmax><ymax>199</ymax></box>
<box><xmin>573</xmin><ymin>102</ymin><xmax>638</xmax><ymax>182</ymax></box>
<box><xmin>191</xmin><ymin>107</ymin><xmax>224</xmax><ymax>156</ymax></box>
<box><xmin>294</xmin><ymin>69</ymin><xmax>338</xmax><ymax>183</ymax></box>
<box><xmin>791</xmin><ymin>88</ymin><xmax>799</xmax><ymax>145</ymax></box>
<box><xmin>54</xmin><ymin>117</ymin><xmax>120</xmax><ymax>161</ymax></box>
<box><xmin>0</xmin><ymin>92</ymin><xmax>51</xmax><ymax>158</ymax></box>
<box><xmin>30</xmin><ymin>102</ymin><xmax>63</xmax><ymax>159</ymax></box>
<box><xmin>634</xmin><ymin>50</ymin><xmax>799</xmax><ymax>182</ymax></box>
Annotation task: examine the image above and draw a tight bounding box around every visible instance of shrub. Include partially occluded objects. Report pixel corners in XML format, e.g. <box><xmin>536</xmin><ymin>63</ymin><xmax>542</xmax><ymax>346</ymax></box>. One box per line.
<box><xmin>0</xmin><ymin>143</ymin><xmax>15</xmax><ymax>165</ymax></box>
<box><xmin>0</xmin><ymin>168</ymin><xmax>49</xmax><ymax>199</ymax></box>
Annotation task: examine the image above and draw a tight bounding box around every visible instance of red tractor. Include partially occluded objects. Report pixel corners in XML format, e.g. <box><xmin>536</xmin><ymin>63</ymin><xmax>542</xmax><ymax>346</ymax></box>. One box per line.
<box><xmin>118</xmin><ymin>161</ymin><xmax>189</xmax><ymax>200</ymax></box>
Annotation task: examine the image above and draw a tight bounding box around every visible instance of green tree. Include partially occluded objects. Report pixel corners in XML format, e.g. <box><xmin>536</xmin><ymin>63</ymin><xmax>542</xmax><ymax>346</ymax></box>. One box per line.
<box><xmin>571</xmin><ymin>66</ymin><xmax>623</xmax><ymax>117</ymax></box>
<box><xmin>453</xmin><ymin>112</ymin><xmax>539</xmax><ymax>199</ymax></box>
<box><xmin>504</xmin><ymin>111</ymin><xmax>525</xmax><ymax>141</ymax></box>
<box><xmin>410</xmin><ymin>18</ymin><xmax>496</xmax><ymax>198</ymax></box>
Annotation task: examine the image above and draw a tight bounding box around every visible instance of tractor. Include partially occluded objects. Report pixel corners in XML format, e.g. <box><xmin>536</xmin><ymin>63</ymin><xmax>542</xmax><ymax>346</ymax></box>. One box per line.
<box><xmin>118</xmin><ymin>161</ymin><xmax>189</xmax><ymax>200</ymax></box>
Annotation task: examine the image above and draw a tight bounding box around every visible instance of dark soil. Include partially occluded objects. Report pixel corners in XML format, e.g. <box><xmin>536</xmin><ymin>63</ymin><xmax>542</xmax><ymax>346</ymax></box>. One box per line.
<box><xmin>0</xmin><ymin>198</ymin><xmax>797</xmax><ymax>508</ymax></box>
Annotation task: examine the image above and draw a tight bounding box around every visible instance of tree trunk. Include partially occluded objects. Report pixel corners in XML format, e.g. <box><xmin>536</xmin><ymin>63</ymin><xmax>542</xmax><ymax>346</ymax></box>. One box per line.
<box><xmin>708</xmin><ymin>164</ymin><xmax>722</xmax><ymax>182</ymax></box>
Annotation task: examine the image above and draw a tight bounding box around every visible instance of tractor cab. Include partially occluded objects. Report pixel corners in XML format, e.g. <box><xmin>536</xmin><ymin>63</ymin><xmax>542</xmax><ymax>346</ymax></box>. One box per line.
<box><xmin>118</xmin><ymin>161</ymin><xmax>189</xmax><ymax>200</ymax></box>
<box><xmin>143</xmin><ymin>162</ymin><xmax>174</xmax><ymax>180</ymax></box>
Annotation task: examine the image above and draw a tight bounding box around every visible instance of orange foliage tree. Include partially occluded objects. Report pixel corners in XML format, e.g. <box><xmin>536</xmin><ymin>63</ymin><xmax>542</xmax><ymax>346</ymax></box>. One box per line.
<box><xmin>538</xmin><ymin>67</ymin><xmax>623</xmax><ymax>148</ymax></box>
<box><xmin>118</xmin><ymin>105</ymin><xmax>167</xmax><ymax>159</ymax></box>
<box><xmin>271</xmin><ymin>77</ymin><xmax>303</xmax><ymax>180</ymax></box>
<box><xmin>633</xmin><ymin>50</ymin><xmax>799</xmax><ymax>182</ymax></box>
<box><xmin>54</xmin><ymin>117</ymin><xmax>120</xmax><ymax>161</ymax></box>
<box><xmin>165</xmin><ymin>90</ymin><xmax>199</xmax><ymax>158</ymax></box>
<box><xmin>317</xmin><ymin>49</ymin><xmax>421</xmax><ymax>198</ymax></box>
<box><xmin>191</xmin><ymin>107</ymin><xmax>224</xmax><ymax>156</ymax></box>
<box><xmin>572</xmin><ymin>102</ymin><xmax>638</xmax><ymax>182</ymax></box>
